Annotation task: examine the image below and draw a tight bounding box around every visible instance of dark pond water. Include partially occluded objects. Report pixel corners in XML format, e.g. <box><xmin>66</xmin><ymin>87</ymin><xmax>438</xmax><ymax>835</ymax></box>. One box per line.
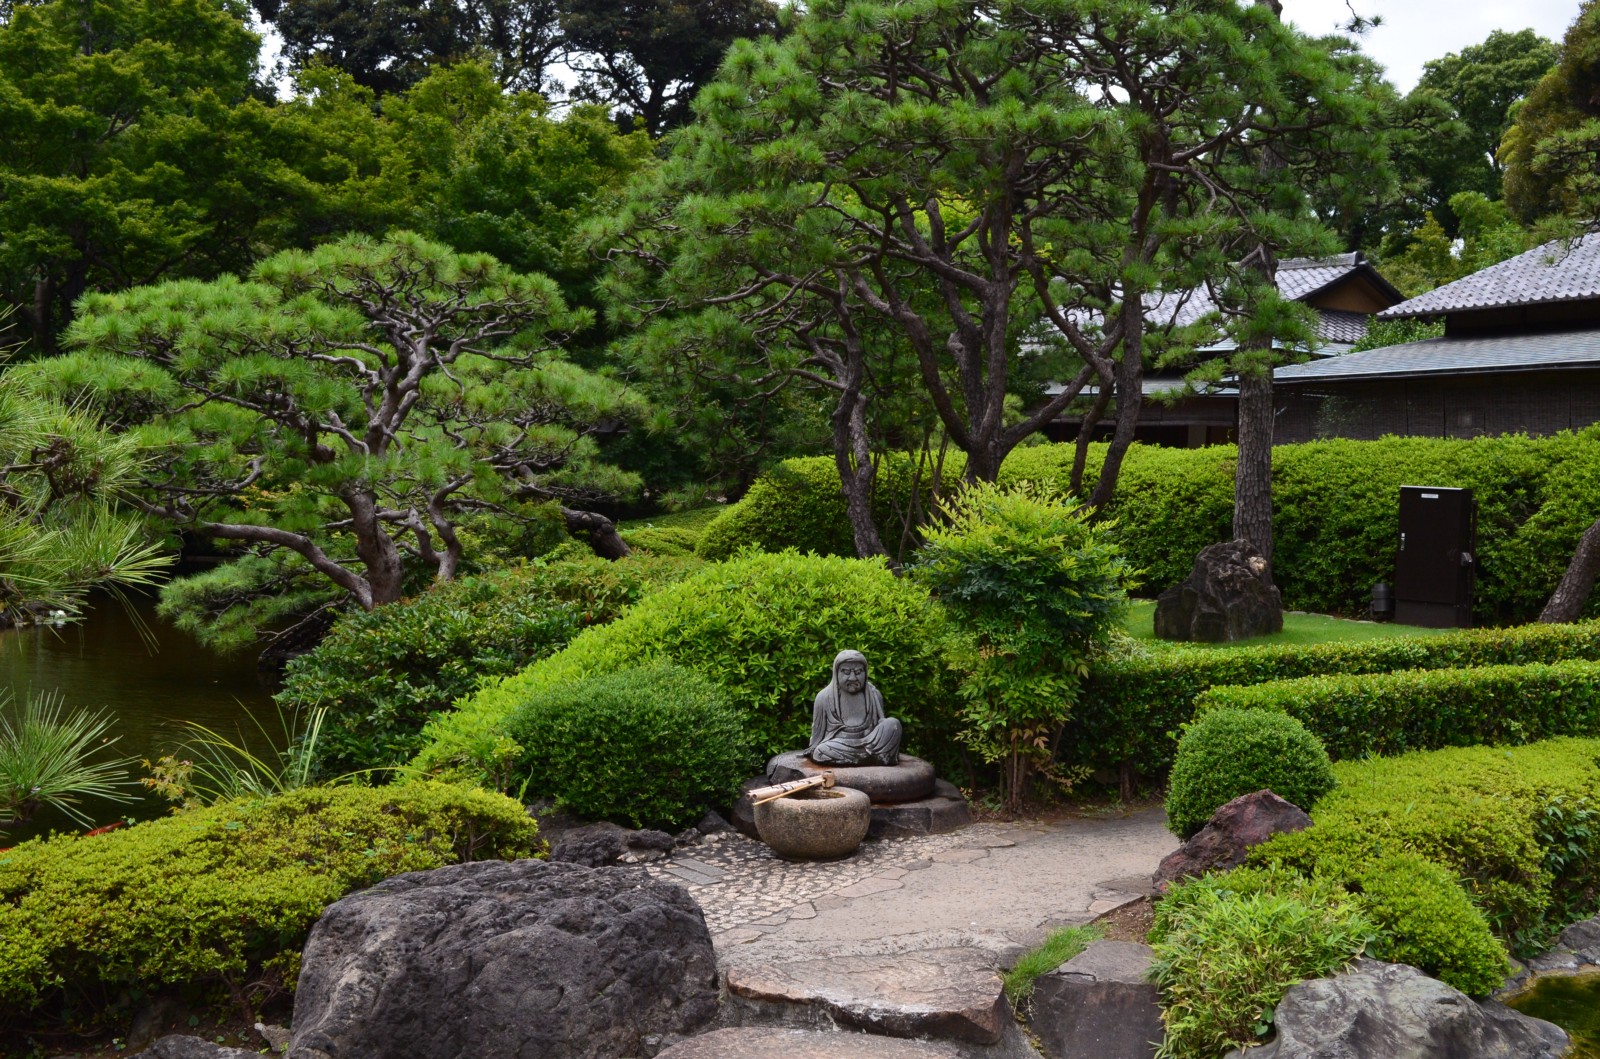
<box><xmin>0</xmin><ymin>594</ymin><xmax>276</xmax><ymax>843</ymax></box>
<box><xmin>1505</xmin><ymin>971</ymin><xmax>1600</xmax><ymax>1058</ymax></box>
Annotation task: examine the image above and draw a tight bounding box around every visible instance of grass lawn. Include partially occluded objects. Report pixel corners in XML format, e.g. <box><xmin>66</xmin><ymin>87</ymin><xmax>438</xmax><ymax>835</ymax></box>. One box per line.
<box><xmin>619</xmin><ymin>505</ymin><xmax>727</xmax><ymax>532</ymax></box>
<box><xmin>1123</xmin><ymin>599</ymin><xmax>1452</xmax><ymax>648</ymax></box>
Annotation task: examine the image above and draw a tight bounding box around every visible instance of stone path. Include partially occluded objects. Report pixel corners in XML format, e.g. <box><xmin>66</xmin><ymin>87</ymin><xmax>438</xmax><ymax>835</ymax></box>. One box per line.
<box><xmin>648</xmin><ymin>805</ymin><xmax>1178</xmax><ymax>1057</ymax></box>
<box><xmin>649</xmin><ymin>806</ymin><xmax>1176</xmax><ymax>960</ymax></box>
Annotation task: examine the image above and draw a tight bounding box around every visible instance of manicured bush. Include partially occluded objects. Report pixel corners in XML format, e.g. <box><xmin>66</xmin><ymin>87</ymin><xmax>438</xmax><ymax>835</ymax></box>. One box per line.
<box><xmin>1255</xmin><ymin>738</ymin><xmax>1600</xmax><ymax>960</ymax></box>
<box><xmin>279</xmin><ymin>554</ymin><xmax>701</xmax><ymax>776</ymax></box>
<box><xmin>912</xmin><ymin>482</ymin><xmax>1131</xmax><ymax>808</ymax></box>
<box><xmin>1148</xmin><ymin>867</ymin><xmax>1374</xmax><ymax>1059</ymax></box>
<box><xmin>696</xmin><ymin>453</ymin><xmax>975</xmax><ymax>561</ymax></box>
<box><xmin>1196</xmin><ymin>660</ymin><xmax>1600</xmax><ymax>761</ymax></box>
<box><xmin>415</xmin><ymin>550</ymin><xmax>960</xmax><ymax>783</ymax></box>
<box><xmin>1164</xmin><ymin>708</ymin><xmax>1334</xmax><ymax>838</ymax></box>
<box><xmin>0</xmin><ymin>783</ymin><xmax>539</xmax><ymax>1028</ymax></box>
<box><xmin>511</xmin><ymin>664</ymin><xmax>752</xmax><ymax>829</ymax></box>
<box><xmin>1070</xmin><ymin>618</ymin><xmax>1600</xmax><ymax>775</ymax></box>
<box><xmin>699</xmin><ymin>431</ymin><xmax>1600</xmax><ymax>623</ymax></box>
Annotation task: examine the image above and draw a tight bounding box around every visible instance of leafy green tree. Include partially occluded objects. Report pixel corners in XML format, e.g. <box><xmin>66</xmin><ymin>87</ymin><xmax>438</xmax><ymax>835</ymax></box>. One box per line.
<box><xmin>255</xmin><ymin>0</ymin><xmax>568</xmax><ymax>95</ymax></box>
<box><xmin>562</xmin><ymin>0</ymin><xmax>780</xmax><ymax>135</ymax></box>
<box><xmin>1403</xmin><ymin>29</ymin><xmax>1558</xmax><ymax>233</ymax></box>
<box><xmin>1378</xmin><ymin>191</ymin><xmax>1537</xmax><ymax>295</ymax></box>
<box><xmin>0</xmin><ymin>0</ymin><xmax>268</xmax><ymax>351</ymax></box>
<box><xmin>18</xmin><ymin>233</ymin><xmax>644</xmax><ymax>641</ymax></box>
<box><xmin>1502</xmin><ymin>1</ymin><xmax>1600</xmax><ymax>222</ymax></box>
<box><xmin>604</xmin><ymin>0</ymin><xmax>1383</xmax><ymax>558</ymax></box>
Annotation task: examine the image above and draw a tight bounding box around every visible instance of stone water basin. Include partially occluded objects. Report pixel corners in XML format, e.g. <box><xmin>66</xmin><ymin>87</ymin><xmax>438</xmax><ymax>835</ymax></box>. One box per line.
<box><xmin>1505</xmin><ymin>971</ymin><xmax>1600</xmax><ymax>1058</ymax></box>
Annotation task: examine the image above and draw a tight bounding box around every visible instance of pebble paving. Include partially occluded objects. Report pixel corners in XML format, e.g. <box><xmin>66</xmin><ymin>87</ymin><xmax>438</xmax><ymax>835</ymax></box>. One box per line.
<box><xmin>645</xmin><ymin>822</ymin><xmax>1073</xmax><ymax>944</ymax></box>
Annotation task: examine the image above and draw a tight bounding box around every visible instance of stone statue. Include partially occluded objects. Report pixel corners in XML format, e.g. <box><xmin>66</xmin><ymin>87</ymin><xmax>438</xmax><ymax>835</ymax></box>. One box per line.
<box><xmin>807</xmin><ymin>649</ymin><xmax>902</xmax><ymax>766</ymax></box>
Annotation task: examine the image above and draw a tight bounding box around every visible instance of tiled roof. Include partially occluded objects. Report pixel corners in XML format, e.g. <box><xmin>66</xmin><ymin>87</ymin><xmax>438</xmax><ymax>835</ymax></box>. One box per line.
<box><xmin>1380</xmin><ymin>235</ymin><xmax>1600</xmax><ymax>319</ymax></box>
<box><xmin>1274</xmin><ymin>326</ymin><xmax>1600</xmax><ymax>384</ymax></box>
<box><xmin>1317</xmin><ymin>309</ymin><xmax>1370</xmax><ymax>345</ymax></box>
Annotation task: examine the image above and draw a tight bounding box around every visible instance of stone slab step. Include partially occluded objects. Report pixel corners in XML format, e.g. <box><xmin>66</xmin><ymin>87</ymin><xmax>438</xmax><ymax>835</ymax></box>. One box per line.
<box><xmin>657</xmin><ymin>1027</ymin><xmax>965</xmax><ymax>1057</ymax></box>
<box><xmin>724</xmin><ymin>947</ymin><xmax>1007</xmax><ymax>1044</ymax></box>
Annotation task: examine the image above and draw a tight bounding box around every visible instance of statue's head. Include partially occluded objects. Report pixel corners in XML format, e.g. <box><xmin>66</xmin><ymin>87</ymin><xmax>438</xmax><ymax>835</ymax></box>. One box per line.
<box><xmin>833</xmin><ymin>649</ymin><xmax>868</xmax><ymax>694</ymax></box>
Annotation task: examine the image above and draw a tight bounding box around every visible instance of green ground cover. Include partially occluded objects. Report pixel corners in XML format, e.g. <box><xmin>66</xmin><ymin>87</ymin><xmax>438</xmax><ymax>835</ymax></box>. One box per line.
<box><xmin>1123</xmin><ymin>600</ymin><xmax>1450</xmax><ymax>647</ymax></box>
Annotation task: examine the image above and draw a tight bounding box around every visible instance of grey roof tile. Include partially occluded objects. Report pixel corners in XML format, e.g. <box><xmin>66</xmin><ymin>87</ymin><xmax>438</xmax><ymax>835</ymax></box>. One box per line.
<box><xmin>1274</xmin><ymin>326</ymin><xmax>1600</xmax><ymax>384</ymax></box>
<box><xmin>1379</xmin><ymin>235</ymin><xmax>1600</xmax><ymax>319</ymax></box>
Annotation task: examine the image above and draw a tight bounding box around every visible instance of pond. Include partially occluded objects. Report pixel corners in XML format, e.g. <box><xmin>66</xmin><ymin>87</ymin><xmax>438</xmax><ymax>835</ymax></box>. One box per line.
<box><xmin>1505</xmin><ymin>971</ymin><xmax>1600</xmax><ymax>1058</ymax></box>
<box><xmin>0</xmin><ymin>594</ymin><xmax>277</xmax><ymax>844</ymax></box>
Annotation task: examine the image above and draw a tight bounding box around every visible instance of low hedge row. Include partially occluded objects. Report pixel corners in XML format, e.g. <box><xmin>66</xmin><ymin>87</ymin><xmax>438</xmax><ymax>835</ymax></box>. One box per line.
<box><xmin>1256</xmin><ymin>738</ymin><xmax>1600</xmax><ymax>969</ymax></box>
<box><xmin>0</xmin><ymin>784</ymin><xmax>540</xmax><ymax>1030</ymax></box>
<box><xmin>413</xmin><ymin>550</ymin><xmax>961</xmax><ymax>787</ymax></box>
<box><xmin>698</xmin><ymin>430</ymin><xmax>1600</xmax><ymax>624</ymax></box>
<box><xmin>1067</xmin><ymin>619</ymin><xmax>1600</xmax><ymax>774</ymax></box>
<box><xmin>1196</xmin><ymin>659</ymin><xmax>1600</xmax><ymax>760</ymax></box>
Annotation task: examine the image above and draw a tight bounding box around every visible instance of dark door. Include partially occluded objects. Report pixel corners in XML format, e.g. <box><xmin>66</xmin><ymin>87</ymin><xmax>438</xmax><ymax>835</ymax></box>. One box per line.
<box><xmin>1395</xmin><ymin>485</ymin><xmax>1475</xmax><ymax>627</ymax></box>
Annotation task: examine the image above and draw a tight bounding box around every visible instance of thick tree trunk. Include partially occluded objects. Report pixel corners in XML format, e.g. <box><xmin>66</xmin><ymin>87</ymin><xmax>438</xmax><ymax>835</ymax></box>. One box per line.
<box><xmin>1233</xmin><ymin>365</ymin><xmax>1275</xmax><ymax>563</ymax></box>
<box><xmin>1541</xmin><ymin>513</ymin><xmax>1600</xmax><ymax>622</ymax></box>
<box><xmin>562</xmin><ymin>508</ymin><xmax>631</xmax><ymax>560</ymax></box>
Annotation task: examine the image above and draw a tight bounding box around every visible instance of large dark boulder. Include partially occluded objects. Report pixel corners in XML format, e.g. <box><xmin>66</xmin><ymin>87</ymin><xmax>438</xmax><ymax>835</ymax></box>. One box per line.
<box><xmin>1154</xmin><ymin>541</ymin><xmax>1282</xmax><ymax>643</ymax></box>
<box><xmin>1030</xmin><ymin>941</ymin><xmax>1162</xmax><ymax>1059</ymax></box>
<box><xmin>1154</xmin><ymin>790</ymin><xmax>1310</xmax><ymax>892</ymax></box>
<box><xmin>287</xmin><ymin>858</ymin><xmax>718</xmax><ymax>1059</ymax></box>
<box><xmin>1228</xmin><ymin>958</ymin><xmax>1568</xmax><ymax>1059</ymax></box>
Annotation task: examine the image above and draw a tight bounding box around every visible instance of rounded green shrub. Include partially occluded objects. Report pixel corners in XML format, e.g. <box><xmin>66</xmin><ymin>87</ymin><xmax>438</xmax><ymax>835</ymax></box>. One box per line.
<box><xmin>415</xmin><ymin>550</ymin><xmax>959</xmax><ymax>780</ymax></box>
<box><xmin>0</xmin><ymin>783</ymin><xmax>539</xmax><ymax>1030</ymax></box>
<box><xmin>513</xmin><ymin>664</ymin><xmax>751</xmax><ymax>829</ymax></box>
<box><xmin>1165</xmin><ymin>707</ymin><xmax>1335</xmax><ymax>838</ymax></box>
<box><xmin>279</xmin><ymin>554</ymin><xmax>701</xmax><ymax>776</ymax></box>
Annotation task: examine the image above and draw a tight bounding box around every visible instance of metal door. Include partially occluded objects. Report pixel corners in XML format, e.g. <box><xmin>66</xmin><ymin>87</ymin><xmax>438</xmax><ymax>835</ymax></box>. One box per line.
<box><xmin>1395</xmin><ymin>485</ymin><xmax>1475</xmax><ymax>627</ymax></box>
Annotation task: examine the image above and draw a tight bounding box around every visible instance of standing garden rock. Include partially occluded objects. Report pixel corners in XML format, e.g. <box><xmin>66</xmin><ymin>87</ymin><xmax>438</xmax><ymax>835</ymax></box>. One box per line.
<box><xmin>1154</xmin><ymin>540</ymin><xmax>1282</xmax><ymax>643</ymax></box>
<box><xmin>287</xmin><ymin>858</ymin><xmax>718</xmax><ymax>1059</ymax></box>
<box><xmin>1154</xmin><ymin>790</ymin><xmax>1311</xmax><ymax>891</ymax></box>
<box><xmin>1030</xmin><ymin>941</ymin><xmax>1162</xmax><ymax>1059</ymax></box>
<box><xmin>1230</xmin><ymin>958</ymin><xmax>1569</xmax><ymax>1059</ymax></box>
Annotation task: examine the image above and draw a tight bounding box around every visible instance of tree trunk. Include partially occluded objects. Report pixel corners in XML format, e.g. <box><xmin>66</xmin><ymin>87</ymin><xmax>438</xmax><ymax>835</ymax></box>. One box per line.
<box><xmin>1088</xmin><ymin>300</ymin><xmax>1145</xmax><ymax>510</ymax></box>
<box><xmin>1233</xmin><ymin>365</ymin><xmax>1275</xmax><ymax>563</ymax></box>
<box><xmin>1541</xmin><ymin>513</ymin><xmax>1600</xmax><ymax>622</ymax></box>
<box><xmin>561</xmin><ymin>508</ymin><xmax>631</xmax><ymax>560</ymax></box>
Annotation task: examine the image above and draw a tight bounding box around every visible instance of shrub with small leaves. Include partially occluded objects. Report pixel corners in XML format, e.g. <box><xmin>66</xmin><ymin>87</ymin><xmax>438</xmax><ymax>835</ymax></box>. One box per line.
<box><xmin>1148</xmin><ymin>866</ymin><xmax>1375</xmax><ymax>1059</ymax></box>
<box><xmin>417</xmin><ymin>550</ymin><xmax>959</xmax><ymax>780</ymax></box>
<box><xmin>0</xmin><ymin>783</ymin><xmax>540</xmax><ymax>1033</ymax></box>
<box><xmin>280</xmin><ymin>554</ymin><xmax>700</xmax><ymax>776</ymax></box>
<box><xmin>511</xmin><ymin>664</ymin><xmax>751</xmax><ymax>829</ymax></box>
<box><xmin>1165</xmin><ymin>707</ymin><xmax>1335</xmax><ymax>839</ymax></box>
<box><xmin>911</xmin><ymin>482</ymin><xmax>1131</xmax><ymax>810</ymax></box>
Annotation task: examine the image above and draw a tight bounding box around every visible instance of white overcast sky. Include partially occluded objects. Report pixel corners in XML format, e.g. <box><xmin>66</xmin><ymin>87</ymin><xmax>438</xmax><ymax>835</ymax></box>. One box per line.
<box><xmin>1282</xmin><ymin>0</ymin><xmax>1580</xmax><ymax>90</ymax></box>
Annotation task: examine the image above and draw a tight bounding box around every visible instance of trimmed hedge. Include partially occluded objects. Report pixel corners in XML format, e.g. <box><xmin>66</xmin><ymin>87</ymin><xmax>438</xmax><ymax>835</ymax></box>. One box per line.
<box><xmin>1164</xmin><ymin>708</ymin><xmax>1334</xmax><ymax>838</ymax></box>
<box><xmin>1256</xmin><ymin>738</ymin><xmax>1600</xmax><ymax>963</ymax></box>
<box><xmin>699</xmin><ymin>431</ymin><xmax>1600</xmax><ymax>623</ymax></box>
<box><xmin>511</xmin><ymin>664</ymin><xmax>752</xmax><ymax>829</ymax></box>
<box><xmin>1195</xmin><ymin>660</ymin><xmax>1600</xmax><ymax>761</ymax></box>
<box><xmin>279</xmin><ymin>554</ymin><xmax>700</xmax><ymax>776</ymax></box>
<box><xmin>414</xmin><ymin>550</ymin><xmax>960</xmax><ymax>783</ymax></box>
<box><xmin>0</xmin><ymin>783</ymin><xmax>540</xmax><ymax>1027</ymax></box>
<box><xmin>1069</xmin><ymin>619</ymin><xmax>1600</xmax><ymax>774</ymax></box>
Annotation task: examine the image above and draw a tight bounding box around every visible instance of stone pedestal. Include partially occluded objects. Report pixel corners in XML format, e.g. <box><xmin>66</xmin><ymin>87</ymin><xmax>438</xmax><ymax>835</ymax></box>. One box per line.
<box><xmin>737</xmin><ymin>755</ymin><xmax>970</xmax><ymax>840</ymax></box>
<box><xmin>767</xmin><ymin>751</ymin><xmax>936</xmax><ymax>803</ymax></box>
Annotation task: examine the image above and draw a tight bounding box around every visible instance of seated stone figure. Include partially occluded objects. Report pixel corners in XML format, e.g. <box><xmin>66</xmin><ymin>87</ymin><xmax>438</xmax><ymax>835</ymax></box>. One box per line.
<box><xmin>807</xmin><ymin>649</ymin><xmax>902</xmax><ymax>766</ymax></box>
